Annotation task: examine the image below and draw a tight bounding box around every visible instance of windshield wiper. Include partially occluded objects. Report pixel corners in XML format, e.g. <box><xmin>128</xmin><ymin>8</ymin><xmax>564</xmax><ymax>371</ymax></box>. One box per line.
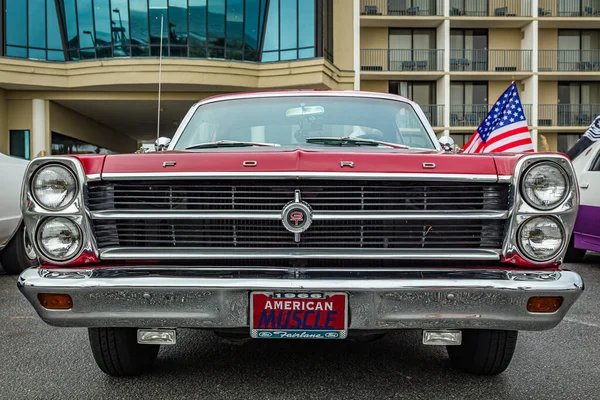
<box><xmin>306</xmin><ymin>137</ymin><xmax>409</xmax><ymax>149</ymax></box>
<box><xmin>185</xmin><ymin>140</ymin><xmax>280</xmax><ymax>150</ymax></box>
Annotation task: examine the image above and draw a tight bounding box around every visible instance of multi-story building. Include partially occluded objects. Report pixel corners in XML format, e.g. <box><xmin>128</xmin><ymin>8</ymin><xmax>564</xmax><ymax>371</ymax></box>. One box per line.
<box><xmin>1</xmin><ymin>0</ymin><xmax>597</xmax><ymax>157</ymax></box>
<box><xmin>359</xmin><ymin>0</ymin><xmax>600</xmax><ymax>152</ymax></box>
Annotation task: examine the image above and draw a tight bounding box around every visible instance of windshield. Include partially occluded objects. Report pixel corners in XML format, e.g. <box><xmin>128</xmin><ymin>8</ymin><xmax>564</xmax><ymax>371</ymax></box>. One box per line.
<box><xmin>173</xmin><ymin>96</ymin><xmax>436</xmax><ymax>150</ymax></box>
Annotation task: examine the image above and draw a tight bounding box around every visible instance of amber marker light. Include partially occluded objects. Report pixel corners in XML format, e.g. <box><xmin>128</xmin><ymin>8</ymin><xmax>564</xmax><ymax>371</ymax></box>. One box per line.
<box><xmin>527</xmin><ymin>296</ymin><xmax>563</xmax><ymax>313</ymax></box>
<box><xmin>38</xmin><ymin>294</ymin><xmax>73</xmax><ymax>310</ymax></box>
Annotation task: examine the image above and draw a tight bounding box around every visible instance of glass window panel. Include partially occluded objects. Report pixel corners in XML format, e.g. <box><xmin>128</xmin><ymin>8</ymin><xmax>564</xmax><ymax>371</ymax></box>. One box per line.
<box><xmin>48</xmin><ymin>50</ymin><xmax>66</xmax><ymax>61</ymax></box>
<box><xmin>29</xmin><ymin>49</ymin><xmax>48</xmax><ymax>60</ymax></box>
<box><xmin>389</xmin><ymin>29</ymin><xmax>411</xmax><ymax>49</ymax></box>
<box><xmin>298</xmin><ymin>0</ymin><xmax>314</xmax><ymax>48</ymax></box>
<box><xmin>208</xmin><ymin>0</ymin><xmax>225</xmax><ymax>49</ymax></box>
<box><xmin>29</xmin><ymin>0</ymin><xmax>47</xmax><ymax>49</ymax></box>
<box><xmin>226</xmin><ymin>0</ymin><xmax>244</xmax><ymax>50</ymax></box>
<box><xmin>189</xmin><ymin>0</ymin><xmax>207</xmax><ymax>57</ymax></box>
<box><xmin>280</xmin><ymin>49</ymin><xmax>297</xmax><ymax>60</ymax></box>
<box><xmin>558</xmin><ymin>30</ymin><xmax>580</xmax><ymax>50</ymax></box>
<box><xmin>298</xmin><ymin>47</ymin><xmax>315</xmax><ymax>59</ymax></box>
<box><xmin>450</xmin><ymin>30</ymin><xmax>464</xmax><ymax>49</ymax></box>
<box><xmin>262</xmin><ymin>51</ymin><xmax>279</xmax><ymax>62</ymax></box>
<box><xmin>280</xmin><ymin>0</ymin><xmax>297</xmax><ymax>50</ymax></box>
<box><xmin>6</xmin><ymin>47</ymin><xmax>28</xmax><ymax>58</ymax></box>
<box><xmin>6</xmin><ymin>0</ymin><xmax>27</xmax><ymax>46</ymax></box>
<box><xmin>413</xmin><ymin>29</ymin><xmax>435</xmax><ymax>50</ymax></box>
<box><xmin>77</xmin><ymin>0</ymin><xmax>96</xmax><ymax>50</ymax></box>
<box><xmin>47</xmin><ymin>0</ymin><xmax>63</xmax><ymax>49</ymax></box>
<box><xmin>130</xmin><ymin>0</ymin><xmax>150</xmax><ymax>51</ymax></box>
<box><xmin>149</xmin><ymin>0</ymin><xmax>168</xmax><ymax>45</ymax></box>
<box><xmin>62</xmin><ymin>0</ymin><xmax>80</xmax><ymax>51</ymax></box>
<box><xmin>68</xmin><ymin>49</ymin><xmax>81</xmax><ymax>60</ymax></box>
<box><xmin>10</xmin><ymin>130</ymin><xmax>31</xmax><ymax>160</ymax></box>
<box><xmin>169</xmin><ymin>0</ymin><xmax>188</xmax><ymax>46</ymax></box>
<box><xmin>244</xmin><ymin>0</ymin><xmax>260</xmax><ymax>52</ymax></box>
<box><xmin>450</xmin><ymin>83</ymin><xmax>464</xmax><ymax>104</ymax></box>
<box><xmin>93</xmin><ymin>0</ymin><xmax>112</xmax><ymax>48</ymax></box>
<box><xmin>263</xmin><ymin>0</ymin><xmax>279</xmax><ymax>51</ymax></box>
<box><xmin>80</xmin><ymin>48</ymin><xmax>97</xmax><ymax>59</ymax></box>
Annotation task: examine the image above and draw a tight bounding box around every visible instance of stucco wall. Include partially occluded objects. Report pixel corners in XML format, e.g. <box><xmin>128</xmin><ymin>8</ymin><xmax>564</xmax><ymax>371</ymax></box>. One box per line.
<box><xmin>539</xmin><ymin>29</ymin><xmax>558</xmax><ymax>50</ymax></box>
<box><xmin>488</xmin><ymin>29</ymin><xmax>523</xmax><ymax>50</ymax></box>
<box><xmin>360</xmin><ymin>27</ymin><xmax>388</xmax><ymax>49</ymax></box>
<box><xmin>333</xmin><ymin>0</ymin><xmax>356</xmax><ymax>71</ymax></box>
<box><xmin>49</xmin><ymin>102</ymin><xmax>137</xmax><ymax>154</ymax></box>
<box><xmin>488</xmin><ymin>81</ymin><xmax>525</xmax><ymax>103</ymax></box>
<box><xmin>360</xmin><ymin>80</ymin><xmax>388</xmax><ymax>93</ymax></box>
<box><xmin>0</xmin><ymin>89</ymin><xmax>7</xmax><ymax>154</ymax></box>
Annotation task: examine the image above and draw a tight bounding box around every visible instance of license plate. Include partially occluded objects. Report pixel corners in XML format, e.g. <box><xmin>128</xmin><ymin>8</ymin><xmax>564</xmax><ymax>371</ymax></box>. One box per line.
<box><xmin>250</xmin><ymin>292</ymin><xmax>348</xmax><ymax>339</ymax></box>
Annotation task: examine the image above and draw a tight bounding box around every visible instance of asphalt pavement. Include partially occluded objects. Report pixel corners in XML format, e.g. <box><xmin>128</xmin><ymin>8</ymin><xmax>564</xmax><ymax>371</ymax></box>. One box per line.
<box><xmin>1</xmin><ymin>257</ymin><xmax>599</xmax><ymax>400</ymax></box>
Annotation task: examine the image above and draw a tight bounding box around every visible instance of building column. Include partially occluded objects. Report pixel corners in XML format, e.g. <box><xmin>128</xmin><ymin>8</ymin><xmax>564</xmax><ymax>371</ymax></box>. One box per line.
<box><xmin>438</xmin><ymin>18</ymin><xmax>450</xmax><ymax>136</ymax></box>
<box><xmin>31</xmin><ymin>99</ymin><xmax>48</xmax><ymax>157</ymax></box>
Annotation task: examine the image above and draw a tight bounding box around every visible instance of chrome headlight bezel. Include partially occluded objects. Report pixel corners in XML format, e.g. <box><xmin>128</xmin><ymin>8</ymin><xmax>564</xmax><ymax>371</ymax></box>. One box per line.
<box><xmin>31</xmin><ymin>164</ymin><xmax>79</xmax><ymax>211</ymax></box>
<box><xmin>516</xmin><ymin>216</ymin><xmax>566</xmax><ymax>263</ymax></box>
<box><xmin>36</xmin><ymin>217</ymin><xmax>84</xmax><ymax>262</ymax></box>
<box><xmin>519</xmin><ymin>161</ymin><xmax>570</xmax><ymax>211</ymax></box>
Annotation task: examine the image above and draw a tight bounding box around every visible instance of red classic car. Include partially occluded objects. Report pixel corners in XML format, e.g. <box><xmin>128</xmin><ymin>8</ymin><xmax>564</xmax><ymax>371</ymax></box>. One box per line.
<box><xmin>17</xmin><ymin>91</ymin><xmax>583</xmax><ymax>377</ymax></box>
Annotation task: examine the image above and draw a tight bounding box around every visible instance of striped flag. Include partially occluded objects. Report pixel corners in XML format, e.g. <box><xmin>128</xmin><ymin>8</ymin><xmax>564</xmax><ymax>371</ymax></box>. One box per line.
<box><xmin>566</xmin><ymin>114</ymin><xmax>600</xmax><ymax>159</ymax></box>
<box><xmin>462</xmin><ymin>82</ymin><xmax>534</xmax><ymax>153</ymax></box>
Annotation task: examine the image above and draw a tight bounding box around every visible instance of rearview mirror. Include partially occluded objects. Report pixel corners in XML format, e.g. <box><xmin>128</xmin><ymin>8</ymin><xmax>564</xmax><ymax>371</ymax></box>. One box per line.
<box><xmin>286</xmin><ymin>105</ymin><xmax>325</xmax><ymax>118</ymax></box>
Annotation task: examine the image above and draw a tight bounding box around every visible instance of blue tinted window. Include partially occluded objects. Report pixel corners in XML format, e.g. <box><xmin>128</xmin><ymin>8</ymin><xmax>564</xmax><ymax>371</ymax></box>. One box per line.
<box><xmin>169</xmin><ymin>0</ymin><xmax>188</xmax><ymax>46</ymax></box>
<box><xmin>62</xmin><ymin>0</ymin><xmax>80</xmax><ymax>53</ymax></box>
<box><xmin>149</xmin><ymin>0</ymin><xmax>168</xmax><ymax>46</ymax></box>
<box><xmin>77</xmin><ymin>0</ymin><xmax>96</xmax><ymax>56</ymax></box>
<box><xmin>130</xmin><ymin>0</ymin><xmax>150</xmax><ymax>56</ymax></box>
<box><xmin>6</xmin><ymin>47</ymin><xmax>28</xmax><ymax>58</ymax></box>
<box><xmin>298</xmin><ymin>0</ymin><xmax>315</xmax><ymax>49</ymax></box>
<box><xmin>94</xmin><ymin>0</ymin><xmax>112</xmax><ymax>48</ymax></box>
<box><xmin>48</xmin><ymin>50</ymin><xmax>66</xmax><ymax>61</ymax></box>
<box><xmin>226</xmin><ymin>0</ymin><xmax>243</xmax><ymax>59</ymax></box>
<box><xmin>47</xmin><ymin>0</ymin><xmax>64</xmax><ymax>50</ymax></box>
<box><xmin>243</xmin><ymin>0</ymin><xmax>259</xmax><ymax>60</ymax></box>
<box><xmin>208</xmin><ymin>0</ymin><xmax>225</xmax><ymax>57</ymax></box>
<box><xmin>189</xmin><ymin>0</ymin><xmax>207</xmax><ymax>57</ymax></box>
<box><xmin>280</xmin><ymin>0</ymin><xmax>296</xmax><ymax>50</ymax></box>
<box><xmin>6</xmin><ymin>0</ymin><xmax>27</xmax><ymax>46</ymax></box>
<box><xmin>111</xmin><ymin>0</ymin><xmax>131</xmax><ymax>56</ymax></box>
<box><xmin>29</xmin><ymin>0</ymin><xmax>47</xmax><ymax>49</ymax></box>
<box><xmin>263</xmin><ymin>0</ymin><xmax>279</xmax><ymax>52</ymax></box>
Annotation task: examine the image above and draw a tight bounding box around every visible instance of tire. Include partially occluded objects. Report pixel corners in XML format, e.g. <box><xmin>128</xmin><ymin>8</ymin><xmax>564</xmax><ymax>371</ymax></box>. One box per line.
<box><xmin>0</xmin><ymin>223</ymin><xmax>37</xmax><ymax>275</ymax></box>
<box><xmin>564</xmin><ymin>237</ymin><xmax>586</xmax><ymax>263</ymax></box>
<box><xmin>88</xmin><ymin>328</ymin><xmax>160</xmax><ymax>377</ymax></box>
<box><xmin>446</xmin><ymin>330</ymin><xmax>518</xmax><ymax>375</ymax></box>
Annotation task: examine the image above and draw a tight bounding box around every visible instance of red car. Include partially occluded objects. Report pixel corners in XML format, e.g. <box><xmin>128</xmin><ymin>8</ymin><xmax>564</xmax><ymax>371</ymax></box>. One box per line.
<box><xmin>17</xmin><ymin>91</ymin><xmax>583</xmax><ymax>377</ymax></box>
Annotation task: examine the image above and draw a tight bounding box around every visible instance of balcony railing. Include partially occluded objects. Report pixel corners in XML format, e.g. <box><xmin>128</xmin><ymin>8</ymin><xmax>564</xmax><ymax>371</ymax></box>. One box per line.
<box><xmin>538</xmin><ymin>104</ymin><xmax>600</xmax><ymax>126</ymax></box>
<box><xmin>361</xmin><ymin>49</ymin><xmax>444</xmax><ymax>72</ymax></box>
<box><xmin>539</xmin><ymin>50</ymin><xmax>600</xmax><ymax>72</ymax></box>
<box><xmin>450</xmin><ymin>49</ymin><xmax>532</xmax><ymax>72</ymax></box>
<box><xmin>450</xmin><ymin>104</ymin><xmax>532</xmax><ymax>127</ymax></box>
<box><xmin>360</xmin><ymin>0</ymin><xmax>443</xmax><ymax>16</ymax></box>
<box><xmin>539</xmin><ymin>0</ymin><xmax>600</xmax><ymax>16</ymax></box>
<box><xmin>419</xmin><ymin>104</ymin><xmax>444</xmax><ymax>126</ymax></box>
<box><xmin>450</xmin><ymin>0</ymin><xmax>532</xmax><ymax>16</ymax></box>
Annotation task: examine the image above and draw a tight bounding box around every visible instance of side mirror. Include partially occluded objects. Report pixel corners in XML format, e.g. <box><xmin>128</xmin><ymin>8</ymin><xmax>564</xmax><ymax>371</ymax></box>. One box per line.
<box><xmin>439</xmin><ymin>136</ymin><xmax>455</xmax><ymax>152</ymax></box>
<box><xmin>155</xmin><ymin>137</ymin><xmax>171</xmax><ymax>152</ymax></box>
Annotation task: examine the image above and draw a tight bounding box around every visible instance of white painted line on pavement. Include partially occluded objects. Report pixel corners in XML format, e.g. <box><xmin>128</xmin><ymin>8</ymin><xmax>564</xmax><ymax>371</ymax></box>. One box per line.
<box><xmin>564</xmin><ymin>317</ymin><xmax>600</xmax><ymax>329</ymax></box>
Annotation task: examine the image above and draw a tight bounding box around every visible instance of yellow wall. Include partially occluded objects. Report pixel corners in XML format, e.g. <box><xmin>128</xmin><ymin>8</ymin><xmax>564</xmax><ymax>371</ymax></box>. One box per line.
<box><xmin>539</xmin><ymin>81</ymin><xmax>558</xmax><ymax>103</ymax></box>
<box><xmin>488</xmin><ymin>29</ymin><xmax>523</xmax><ymax>50</ymax></box>
<box><xmin>333</xmin><ymin>0</ymin><xmax>355</xmax><ymax>71</ymax></box>
<box><xmin>360</xmin><ymin>28</ymin><xmax>388</xmax><ymax>49</ymax></box>
<box><xmin>0</xmin><ymin>89</ymin><xmax>7</xmax><ymax>154</ymax></box>
<box><xmin>49</xmin><ymin>102</ymin><xmax>137</xmax><ymax>154</ymax></box>
<box><xmin>539</xmin><ymin>29</ymin><xmax>558</xmax><ymax>50</ymax></box>
<box><xmin>488</xmin><ymin>81</ymin><xmax>525</xmax><ymax>102</ymax></box>
<box><xmin>361</xmin><ymin>81</ymin><xmax>388</xmax><ymax>93</ymax></box>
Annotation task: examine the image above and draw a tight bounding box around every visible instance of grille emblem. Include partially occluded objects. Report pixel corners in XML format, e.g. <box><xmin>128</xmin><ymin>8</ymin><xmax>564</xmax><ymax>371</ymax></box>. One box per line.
<box><xmin>281</xmin><ymin>190</ymin><xmax>313</xmax><ymax>242</ymax></box>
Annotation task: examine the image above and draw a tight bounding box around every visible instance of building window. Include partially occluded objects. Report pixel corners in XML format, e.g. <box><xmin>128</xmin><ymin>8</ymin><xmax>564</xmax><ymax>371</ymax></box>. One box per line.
<box><xmin>450</xmin><ymin>82</ymin><xmax>488</xmax><ymax>126</ymax></box>
<box><xmin>388</xmin><ymin>29</ymin><xmax>437</xmax><ymax>71</ymax></box>
<box><xmin>51</xmin><ymin>132</ymin><xmax>115</xmax><ymax>155</ymax></box>
<box><xmin>450</xmin><ymin>29</ymin><xmax>488</xmax><ymax>71</ymax></box>
<box><xmin>9</xmin><ymin>130</ymin><xmax>31</xmax><ymax>160</ymax></box>
<box><xmin>390</xmin><ymin>81</ymin><xmax>440</xmax><ymax>125</ymax></box>
<box><xmin>558</xmin><ymin>82</ymin><xmax>600</xmax><ymax>126</ymax></box>
<box><xmin>558</xmin><ymin>30</ymin><xmax>600</xmax><ymax>71</ymax></box>
<box><xmin>557</xmin><ymin>133</ymin><xmax>582</xmax><ymax>154</ymax></box>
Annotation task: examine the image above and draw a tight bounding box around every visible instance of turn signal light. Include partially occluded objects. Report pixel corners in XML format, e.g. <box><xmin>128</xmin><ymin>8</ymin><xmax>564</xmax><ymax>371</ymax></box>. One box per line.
<box><xmin>38</xmin><ymin>293</ymin><xmax>73</xmax><ymax>310</ymax></box>
<box><xmin>527</xmin><ymin>296</ymin><xmax>563</xmax><ymax>313</ymax></box>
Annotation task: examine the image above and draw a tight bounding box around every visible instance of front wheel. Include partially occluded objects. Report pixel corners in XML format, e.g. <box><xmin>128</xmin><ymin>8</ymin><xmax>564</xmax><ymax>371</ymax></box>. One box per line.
<box><xmin>446</xmin><ymin>330</ymin><xmax>518</xmax><ymax>375</ymax></box>
<box><xmin>0</xmin><ymin>223</ymin><xmax>37</xmax><ymax>275</ymax></box>
<box><xmin>88</xmin><ymin>328</ymin><xmax>160</xmax><ymax>376</ymax></box>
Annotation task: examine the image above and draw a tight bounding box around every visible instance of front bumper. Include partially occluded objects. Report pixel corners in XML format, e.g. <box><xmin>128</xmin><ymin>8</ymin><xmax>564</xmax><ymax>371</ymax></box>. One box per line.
<box><xmin>18</xmin><ymin>267</ymin><xmax>583</xmax><ymax>331</ymax></box>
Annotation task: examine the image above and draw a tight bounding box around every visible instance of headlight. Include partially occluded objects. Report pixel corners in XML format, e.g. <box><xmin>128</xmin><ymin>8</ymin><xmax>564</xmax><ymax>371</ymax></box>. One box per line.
<box><xmin>521</xmin><ymin>162</ymin><xmax>569</xmax><ymax>210</ymax></box>
<box><xmin>518</xmin><ymin>217</ymin><xmax>564</xmax><ymax>262</ymax></box>
<box><xmin>37</xmin><ymin>218</ymin><xmax>82</xmax><ymax>261</ymax></box>
<box><xmin>32</xmin><ymin>165</ymin><xmax>78</xmax><ymax>210</ymax></box>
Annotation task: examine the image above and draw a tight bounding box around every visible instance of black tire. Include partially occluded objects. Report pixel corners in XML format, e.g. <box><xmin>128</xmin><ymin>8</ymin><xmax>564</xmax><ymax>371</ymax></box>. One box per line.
<box><xmin>0</xmin><ymin>223</ymin><xmax>37</xmax><ymax>275</ymax></box>
<box><xmin>447</xmin><ymin>330</ymin><xmax>518</xmax><ymax>375</ymax></box>
<box><xmin>88</xmin><ymin>328</ymin><xmax>160</xmax><ymax>377</ymax></box>
<box><xmin>564</xmin><ymin>237</ymin><xmax>586</xmax><ymax>263</ymax></box>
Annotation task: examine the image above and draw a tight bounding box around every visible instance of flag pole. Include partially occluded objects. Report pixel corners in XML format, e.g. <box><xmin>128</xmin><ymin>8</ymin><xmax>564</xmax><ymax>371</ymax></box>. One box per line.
<box><xmin>157</xmin><ymin>14</ymin><xmax>164</xmax><ymax>140</ymax></box>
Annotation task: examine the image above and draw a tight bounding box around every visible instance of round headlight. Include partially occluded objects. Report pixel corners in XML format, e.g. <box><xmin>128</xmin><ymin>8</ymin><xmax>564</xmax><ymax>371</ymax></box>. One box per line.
<box><xmin>518</xmin><ymin>217</ymin><xmax>564</xmax><ymax>262</ymax></box>
<box><xmin>521</xmin><ymin>162</ymin><xmax>569</xmax><ymax>210</ymax></box>
<box><xmin>32</xmin><ymin>165</ymin><xmax>78</xmax><ymax>211</ymax></box>
<box><xmin>37</xmin><ymin>218</ymin><xmax>82</xmax><ymax>261</ymax></box>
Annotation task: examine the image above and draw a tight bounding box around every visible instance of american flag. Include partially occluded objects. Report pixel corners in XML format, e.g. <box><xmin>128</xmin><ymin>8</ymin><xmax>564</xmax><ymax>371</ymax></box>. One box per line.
<box><xmin>462</xmin><ymin>82</ymin><xmax>534</xmax><ymax>153</ymax></box>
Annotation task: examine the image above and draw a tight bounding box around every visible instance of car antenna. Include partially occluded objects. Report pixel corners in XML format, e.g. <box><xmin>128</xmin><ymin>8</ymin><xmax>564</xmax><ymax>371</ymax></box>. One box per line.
<box><xmin>156</xmin><ymin>13</ymin><xmax>164</xmax><ymax>140</ymax></box>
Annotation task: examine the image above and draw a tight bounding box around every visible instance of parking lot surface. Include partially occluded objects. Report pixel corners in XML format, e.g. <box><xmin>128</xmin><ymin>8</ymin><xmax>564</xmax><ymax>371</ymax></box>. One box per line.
<box><xmin>1</xmin><ymin>257</ymin><xmax>599</xmax><ymax>400</ymax></box>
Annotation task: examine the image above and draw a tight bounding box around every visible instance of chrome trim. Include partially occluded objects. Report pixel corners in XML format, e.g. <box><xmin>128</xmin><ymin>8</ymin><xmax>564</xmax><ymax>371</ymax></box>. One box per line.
<box><xmin>100</xmin><ymin>171</ymin><xmax>502</xmax><ymax>182</ymax></box>
<box><xmin>498</xmin><ymin>175</ymin><xmax>513</xmax><ymax>183</ymax></box>
<box><xmin>99</xmin><ymin>248</ymin><xmax>502</xmax><ymax>261</ymax></box>
<box><xmin>86</xmin><ymin>173</ymin><xmax>101</xmax><ymax>182</ymax></box>
<box><xmin>502</xmin><ymin>154</ymin><xmax>579</xmax><ymax>266</ymax></box>
<box><xmin>90</xmin><ymin>210</ymin><xmax>509</xmax><ymax>221</ymax></box>
<box><xmin>422</xmin><ymin>162</ymin><xmax>436</xmax><ymax>169</ymax></box>
<box><xmin>18</xmin><ymin>267</ymin><xmax>584</xmax><ymax>331</ymax></box>
<box><xmin>243</xmin><ymin>160</ymin><xmax>258</xmax><ymax>167</ymax></box>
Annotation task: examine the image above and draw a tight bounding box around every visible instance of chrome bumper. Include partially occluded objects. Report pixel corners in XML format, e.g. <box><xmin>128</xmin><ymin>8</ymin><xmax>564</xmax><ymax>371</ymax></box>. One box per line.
<box><xmin>18</xmin><ymin>267</ymin><xmax>584</xmax><ymax>331</ymax></box>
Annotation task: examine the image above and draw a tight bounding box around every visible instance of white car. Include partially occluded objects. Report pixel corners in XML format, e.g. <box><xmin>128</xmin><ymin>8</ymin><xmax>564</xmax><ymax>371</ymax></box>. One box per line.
<box><xmin>0</xmin><ymin>153</ymin><xmax>37</xmax><ymax>274</ymax></box>
<box><xmin>566</xmin><ymin>140</ymin><xmax>600</xmax><ymax>261</ymax></box>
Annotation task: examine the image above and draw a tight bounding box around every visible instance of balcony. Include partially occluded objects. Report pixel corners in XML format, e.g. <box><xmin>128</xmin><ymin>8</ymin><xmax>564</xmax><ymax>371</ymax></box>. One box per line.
<box><xmin>361</xmin><ymin>49</ymin><xmax>444</xmax><ymax>72</ymax></box>
<box><xmin>450</xmin><ymin>104</ymin><xmax>532</xmax><ymax>127</ymax></box>
<box><xmin>538</xmin><ymin>104</ymin><xmax>600</xmax><ymax>127</ymax></box>
<box><xmin>420</xmin><ymin>104</ymin><xmax>444</xmax><ymax>127</ymax></box>
<box><xmin>449</xmin><ymin>50</ymin><xmax>532</xmax><ymax>72</ymax></box>
<box><xmin>450</xmin><ymin>0</ymin><xmax>532</xmax><ymax>16</ymax></box>
<box><xmin>360</xmin><ymin>0</ymin><xmax>442</xmax><ymax>16</ymax></box>
<box><xmin>539</xmin><ymin>50</ymin><xmax>600</xmax><ymax>72</ymax></box>
<box><xmin>538</xmin><ymin>0</ymin><xmax>600</xmax><ymax>16</ymax></box>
